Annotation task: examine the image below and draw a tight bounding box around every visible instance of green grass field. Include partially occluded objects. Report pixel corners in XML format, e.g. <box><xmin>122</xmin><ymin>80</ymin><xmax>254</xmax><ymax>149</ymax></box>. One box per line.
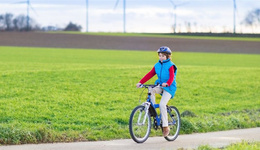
<box><xmin>0</xmin><ymin>46</ymin><xmax>259</xmax><ymax>144</ymax></box>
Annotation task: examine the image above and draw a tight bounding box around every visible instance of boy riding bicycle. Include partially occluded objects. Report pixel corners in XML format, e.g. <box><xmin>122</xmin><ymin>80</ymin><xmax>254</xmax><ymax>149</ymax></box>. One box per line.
<box><xmin>136</xmin><ymin>46</ymin><xmax>177</xmax><ymax>137</ymax></box>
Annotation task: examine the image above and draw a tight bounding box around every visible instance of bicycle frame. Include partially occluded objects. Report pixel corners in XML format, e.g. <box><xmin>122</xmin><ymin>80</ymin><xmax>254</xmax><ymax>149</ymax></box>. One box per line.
<box><xmin>140</xmin><ymin>85</ymin><xmax>162</xmax><ymax>128</ymax></box>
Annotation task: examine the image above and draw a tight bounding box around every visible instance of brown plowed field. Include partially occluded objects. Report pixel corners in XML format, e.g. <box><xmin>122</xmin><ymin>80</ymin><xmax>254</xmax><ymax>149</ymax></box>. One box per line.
<box><xmin>0</xmin><ymin>32</ymin><xmax>259</xmax><ymax>54</ymax></box>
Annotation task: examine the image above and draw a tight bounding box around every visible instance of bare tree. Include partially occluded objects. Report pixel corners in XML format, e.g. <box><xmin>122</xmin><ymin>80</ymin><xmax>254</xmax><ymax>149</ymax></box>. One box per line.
<box><xmin>64</xmin><ymin>22</ymin><xmax>82</xmax><ymax>31</ymax></box>
<box><xmin>15</xmin><ymin>15</ymin><xmax>30</xmax><ymax>31</ymax></box>
<box><xmin>242</xmin><ymin>8</ymin><xmax>260</xmax><ymax>31</ymax></box>
<box><xmin>3</xmin><ymin>13</ymin><xmax>14</xmax><ymax>31</ymax></box>
<box><xmin>0</xmin><ymin>15</ymin><xmax>4</xmax><ymax>30</ymax></box>
<box><xmin>185</xmin><ymin>21</ymin><xmax>191</xmax><ymax>33</ymax></box>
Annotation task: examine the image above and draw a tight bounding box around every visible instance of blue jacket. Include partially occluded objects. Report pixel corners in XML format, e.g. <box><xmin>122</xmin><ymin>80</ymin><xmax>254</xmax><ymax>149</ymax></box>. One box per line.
<box><xmin>154</xmin><ymin>59</ymin><xmax>177</xmax><ymax>98</ymax></box>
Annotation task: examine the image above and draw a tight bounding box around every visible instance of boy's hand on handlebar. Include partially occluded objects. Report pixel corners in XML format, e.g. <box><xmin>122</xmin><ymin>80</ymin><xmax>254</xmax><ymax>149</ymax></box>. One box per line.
<box><xmin>162</xmin><ymin>83</ymin><xmax>168</xmax><ymax>87</ymax></box>
<box><xmin>136</xmin><ymin>83</ymin><xmax>142</xmax><ymax>88</ymax></box>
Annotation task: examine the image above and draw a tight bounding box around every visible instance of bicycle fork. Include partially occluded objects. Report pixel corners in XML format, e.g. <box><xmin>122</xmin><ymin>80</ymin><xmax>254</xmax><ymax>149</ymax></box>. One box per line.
<box><xmin>167</xmin><ymin>106</ymin><xmax>176</xmax><ymax>125</ymax></box>
<box><xmin>137</xmin><ymin>102</ymin><xmax>150</xmax><ymax>125</ymax></box>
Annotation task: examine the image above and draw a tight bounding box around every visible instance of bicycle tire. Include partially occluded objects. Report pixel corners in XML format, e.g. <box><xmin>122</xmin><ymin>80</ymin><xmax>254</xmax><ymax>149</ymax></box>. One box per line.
<box><xmin>129</xmin><ymin>105</ymin><xmax>151</xmax><ymax>143</ymax></box>
<box><xmin>164</xmin><ymin>106</ymin><xmax>181</xmax><ymax>141</ymax></box>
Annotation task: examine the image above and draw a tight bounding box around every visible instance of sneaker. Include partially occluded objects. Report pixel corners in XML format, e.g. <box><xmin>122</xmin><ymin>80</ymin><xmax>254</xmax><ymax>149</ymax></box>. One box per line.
<box><xmin>163</xmin><ymin>127</ymin><xmax>170</xmax><ymax>137</ymax></box>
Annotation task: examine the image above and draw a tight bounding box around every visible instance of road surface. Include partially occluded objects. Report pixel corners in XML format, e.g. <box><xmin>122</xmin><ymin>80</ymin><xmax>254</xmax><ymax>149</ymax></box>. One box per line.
<box><xmin>1</xmin><ymin>128</ymin><xmax>259</xmax><ymax>150</ymax></box>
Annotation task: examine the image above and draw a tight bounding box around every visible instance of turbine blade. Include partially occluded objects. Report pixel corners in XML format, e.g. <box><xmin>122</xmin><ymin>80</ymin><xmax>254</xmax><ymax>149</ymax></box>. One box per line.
<box><xmin>29</xmin><ymin>4</ymin><xmax>38</xmax><ymax>16</ymax></box>
<box><xmin>11</xmin><ymin>1</ymin><xmax>27</xmax><ymax>4</ymax></box>
<box><xmin>168</xmin><ymin>0</ymin><xmax>175</xmax><ymax>7</ymax></box>
<box><xmin>176</xmin><ymin>2</ymin><xmax>189</xmax><ymax>7</ymax></box>
<box><xmin>114</xmin><ymin>0</ymin><xmax>120</xmax><ymax>10</ymax></box>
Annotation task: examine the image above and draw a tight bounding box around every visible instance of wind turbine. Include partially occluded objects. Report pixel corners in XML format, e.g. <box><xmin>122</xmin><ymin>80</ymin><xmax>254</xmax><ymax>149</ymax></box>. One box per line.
<box><xmin>169</xmin><ymin>0</ymin><xmax>188</xmax><ymax>34</ymax></box>
<box><xmin>114</xmin><ymin>0</ymin><xmax>126</xmax><ymax>33</ymax></box>
<box><xmin>86</xmin><ymin>0</ymin><xmax>89</xmax><ymax>32</ymax></box>
<box><xmin>233</xmin><ymin>0</ymin><xmax>237</xmax><ymax>34</ymax></box>
<box><xmin>14</xmin><ymin>0</ymin><xmax>37</xmax><ymax>31</ymax></box>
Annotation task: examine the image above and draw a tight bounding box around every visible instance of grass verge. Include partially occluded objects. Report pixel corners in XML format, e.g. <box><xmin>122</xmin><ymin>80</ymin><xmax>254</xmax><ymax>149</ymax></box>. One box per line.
<box><xmin>197</xmin><ymin>141</ymin><xmax>260</xmax><ymax>150</ymax></box>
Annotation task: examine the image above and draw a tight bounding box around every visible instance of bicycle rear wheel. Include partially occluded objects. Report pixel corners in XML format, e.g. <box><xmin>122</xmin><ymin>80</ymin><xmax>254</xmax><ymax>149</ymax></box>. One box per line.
<box><xmin>164</xmin><ymin>106</ymin><xmax>181</xmax><ymax>141</ymax></box>
<box><xmin>129</xmin><ymin>105</ymin><xmax>151</xmax><ymax>143</ymax></box>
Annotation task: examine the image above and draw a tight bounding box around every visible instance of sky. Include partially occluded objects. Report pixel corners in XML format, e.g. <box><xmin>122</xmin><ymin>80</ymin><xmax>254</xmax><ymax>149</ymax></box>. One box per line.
<box><xmin>0</xmin><ymin>0</ymin><xmax>260</xmax><ymax>33</ymax></box>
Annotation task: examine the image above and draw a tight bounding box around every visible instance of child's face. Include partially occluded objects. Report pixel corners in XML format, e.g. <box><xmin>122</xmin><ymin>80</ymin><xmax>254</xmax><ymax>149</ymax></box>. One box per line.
<box><xmin>158</xmin><ymin>53</ymin><xmax>167</xmax><ymax>62</ymax></box>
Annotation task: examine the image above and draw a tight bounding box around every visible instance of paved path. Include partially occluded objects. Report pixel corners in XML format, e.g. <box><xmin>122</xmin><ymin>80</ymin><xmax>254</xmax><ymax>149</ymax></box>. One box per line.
<box><xmin>1</xmin><ymin>128</ymin><xmax>259</xmax><ymax>150</ymax></box>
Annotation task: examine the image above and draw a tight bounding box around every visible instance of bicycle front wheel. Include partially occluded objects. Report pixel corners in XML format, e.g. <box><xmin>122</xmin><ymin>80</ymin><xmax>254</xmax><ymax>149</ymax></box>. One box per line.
<box><xmin>129</xmin><ymin>105</ymin><xmax>151</xmax><ymax>143</ymax></box>
<box><xmin>165</xmin><ymin>106</ymin><xmax>181</xmax><ymax>141</ymax></box>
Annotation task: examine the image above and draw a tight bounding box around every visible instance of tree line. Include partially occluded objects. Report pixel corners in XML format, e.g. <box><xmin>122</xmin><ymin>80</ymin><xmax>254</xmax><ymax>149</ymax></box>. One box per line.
<box><xmin>0</xmin><ymin>13</ymin><xmax>82</xmax><ymax>32</ymax></box>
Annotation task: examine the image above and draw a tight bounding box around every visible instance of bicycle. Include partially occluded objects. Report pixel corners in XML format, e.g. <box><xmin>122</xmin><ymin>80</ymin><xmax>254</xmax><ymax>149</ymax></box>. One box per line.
<box><xmin>129</xmin><ymin>84</ymin><xmax>181</xmax><ymax>143</ymax></box>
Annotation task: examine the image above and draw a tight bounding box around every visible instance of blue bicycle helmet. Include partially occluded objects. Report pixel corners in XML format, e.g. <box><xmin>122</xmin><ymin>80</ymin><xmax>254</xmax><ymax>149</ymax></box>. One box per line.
<box><xmin>157</xmin><ymin>46</ymin><xmax>172</xmax><ymax>54</ymax></box>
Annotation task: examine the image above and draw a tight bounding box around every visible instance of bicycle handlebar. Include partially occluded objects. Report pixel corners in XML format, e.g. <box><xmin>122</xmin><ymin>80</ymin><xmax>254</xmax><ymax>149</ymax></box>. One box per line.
<box><xmin>139</xmin><ymin>84</ymin><xmax>158</xmax><ymax>88</ymax></box>
<box><xmin>139</xmin><ymin>84</ymin><xmax>168</xmax><ymax>88</ymax></box>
